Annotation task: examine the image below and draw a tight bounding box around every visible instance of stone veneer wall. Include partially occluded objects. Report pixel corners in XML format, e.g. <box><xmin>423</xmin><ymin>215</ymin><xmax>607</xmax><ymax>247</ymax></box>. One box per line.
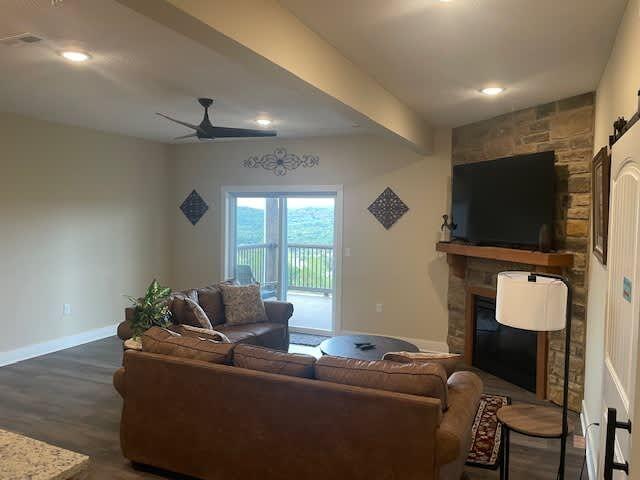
<box><xmin>448</xmin><ymin>92</ymin><xmax>595</xmax><ymax>411</ymax></box>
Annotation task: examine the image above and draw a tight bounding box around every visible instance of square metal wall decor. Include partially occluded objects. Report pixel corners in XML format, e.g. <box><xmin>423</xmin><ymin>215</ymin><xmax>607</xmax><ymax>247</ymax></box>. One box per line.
<box><xmin>368</xmin><ymin>187</ymin><xmax>409</xmax><ymax>230</ymax></box>
<box><xmin>180</xmin><ymin>190</ymin><xmax>209</xmax><ymax>226</ymax></box>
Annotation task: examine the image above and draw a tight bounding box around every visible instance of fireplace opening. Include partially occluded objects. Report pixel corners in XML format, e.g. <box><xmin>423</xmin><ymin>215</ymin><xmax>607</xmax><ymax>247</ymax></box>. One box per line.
<box><xmin>473</xmin><ymin>295</ymin><xmax>537</xmax><ymax>392</ymax></box>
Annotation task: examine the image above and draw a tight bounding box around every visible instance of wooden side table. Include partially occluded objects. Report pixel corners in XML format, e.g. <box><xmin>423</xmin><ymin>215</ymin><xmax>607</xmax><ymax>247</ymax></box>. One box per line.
<box><xmin>496</xmin><ymin>404</ymin><xmax>574</xmax><ymax>480</ymax></box>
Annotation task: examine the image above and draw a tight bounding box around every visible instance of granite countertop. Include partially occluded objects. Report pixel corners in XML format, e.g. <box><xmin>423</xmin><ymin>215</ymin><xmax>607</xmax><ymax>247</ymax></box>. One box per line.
<box><xmin>0</xmin><ymin>428</ymin><xmax>90</xmax><ymax>480</ymax></box>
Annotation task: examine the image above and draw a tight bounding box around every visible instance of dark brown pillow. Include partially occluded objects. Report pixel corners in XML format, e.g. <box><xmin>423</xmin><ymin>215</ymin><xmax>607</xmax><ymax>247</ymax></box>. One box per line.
<box><xmin>197</xmin><ymin>285</ymin><xmax>226</xmax><ymax>326</ymax></box>
<box><xmin>233</xmin><ymin>344</ymin><xmax>316</xmax><ymax>378</ymax></box>
<box><xmin>142</xmin><ymin>326</ymin><xmax>234</xmax><ymax>364</ymax></box>
<box><xmin>315</xmin><ymin>356</ymin><xmax>448</xmax><ymax>410</ymax></box>
<box><xmin>183</xmin><ymin>298</ymin><xmax>214</xmax><ymax>330</ymax></box>
<box><xmin>382</xmin><ymin>351</ymin><xmax>462</xmax><ymax>377</ymax></box>
<box><xmin>169</xmin><ymin>289</ymin><xmax>199</xmax><ymax>326</ymax></box>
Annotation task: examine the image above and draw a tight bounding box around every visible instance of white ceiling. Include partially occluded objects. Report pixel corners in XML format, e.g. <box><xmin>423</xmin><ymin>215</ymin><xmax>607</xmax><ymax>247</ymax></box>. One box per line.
<box><xmin>281</xmin><ymin>0</ymin><xmax>628</xmax><ymax>126</ymax></box>
<box><xmin>0</xmin><ymin>0</ymin><xmax>368</xmax><ymax>142</ymax></box>
<box><xmin>0</xmin><ymin>0</ymin><xmax>629</xmax><ymax>143</ymax></box>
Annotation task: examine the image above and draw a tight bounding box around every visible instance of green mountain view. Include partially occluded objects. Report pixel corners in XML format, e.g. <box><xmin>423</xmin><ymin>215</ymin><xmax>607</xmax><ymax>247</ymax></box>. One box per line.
<box><xmin>236</xmin><ymin>206</ymin><xmax>334</xmax><ymax>245</ymax></box>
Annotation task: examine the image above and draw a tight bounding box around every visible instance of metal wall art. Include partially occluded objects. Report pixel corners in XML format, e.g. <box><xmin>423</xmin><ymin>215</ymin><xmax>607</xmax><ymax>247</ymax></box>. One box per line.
<box><xmin>244</xmin><ymin>148</ymin><xmax>319</xmax><ymax>176</ymax></box>
<box><xmin>368</xmin><ymin>187</ymin><xmax>409</xmax><ymax>230</ymax></box>
<box><xmin>180</xmin><ymin>190</ymin><xmax>209</xmax><ymax>226</ymax></box>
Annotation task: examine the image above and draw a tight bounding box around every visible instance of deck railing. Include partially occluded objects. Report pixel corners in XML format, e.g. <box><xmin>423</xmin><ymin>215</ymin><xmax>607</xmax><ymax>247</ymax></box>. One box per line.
<box><xmin>236</xmin><ymin>243</ymin><xmax>333</xmax><ymax>293</ymax></box>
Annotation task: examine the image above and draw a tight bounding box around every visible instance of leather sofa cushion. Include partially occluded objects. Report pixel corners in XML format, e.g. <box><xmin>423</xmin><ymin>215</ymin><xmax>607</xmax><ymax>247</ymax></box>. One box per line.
<box><xmin>216</xmin><ymin>322</ymin><xmax>286</xmax><ymax>347</ymax></box>
<box><xmin>169</xmin><ymin>290</ymin><xmax>200</xmax><ymax>327</ymax></box>
<box><xmin>197</xmin><ymin>285</ymin><xmax>227</xmax><ymax>326</ymax></box>
<box><xmin>142</xmin><ymin>326</ymin><xmax>234</xmax><ymax>364</ymax></box>
<box><xmin>219</xmin><ymin>283</ymin><xmax>268</xmax><ymax>325</ymax></box>
<box><xmin>233</xmin><ymin>344</ymin><xmax>316</xmax><ymax>378</ymax></box>
<box><xmin>316</xmin><ymin>356</ymin><xmax>449</xmax><ymax>410</ymax></box>
<box><xmin>383</xmin><ymin>351</ymin><xmax>462</xmax><ymax>377</ymax></box>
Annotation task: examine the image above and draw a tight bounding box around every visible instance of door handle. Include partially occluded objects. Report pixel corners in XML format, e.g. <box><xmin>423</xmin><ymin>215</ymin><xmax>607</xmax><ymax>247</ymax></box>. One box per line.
<box><xmin>604</xmin><ymin>408</ymin><xmax>632</xmax><ymax>480</ymax></box>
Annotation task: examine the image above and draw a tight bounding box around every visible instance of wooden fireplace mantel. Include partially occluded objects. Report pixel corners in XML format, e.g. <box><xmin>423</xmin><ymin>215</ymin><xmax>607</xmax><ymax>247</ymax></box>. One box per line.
<box><xmin>436</xmin><ymin>242</ymin><xmax>574</xmax><ymax>278</ymax></box>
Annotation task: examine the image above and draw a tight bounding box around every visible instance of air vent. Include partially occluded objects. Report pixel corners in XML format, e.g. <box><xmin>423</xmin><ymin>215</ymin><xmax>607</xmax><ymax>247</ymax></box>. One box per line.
<box><xmin>0</xmin><ymin>33</ymin><xmax>44</xmax><ymax>47</ymax></box>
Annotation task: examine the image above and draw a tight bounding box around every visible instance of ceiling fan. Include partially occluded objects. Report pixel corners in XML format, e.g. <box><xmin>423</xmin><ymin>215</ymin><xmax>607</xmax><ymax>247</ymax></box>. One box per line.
<box><xmin>157</xmin><ymin>98</ymin><xmax>277</xmax><ymax>141</ymax></box>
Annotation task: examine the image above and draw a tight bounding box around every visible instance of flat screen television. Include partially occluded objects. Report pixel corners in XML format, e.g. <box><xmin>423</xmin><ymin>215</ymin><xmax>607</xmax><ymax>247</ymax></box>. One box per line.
<box><xmin>451</xmin><ymin>151</ymin><xmax>555</xmax><ymax>248</ymax></box>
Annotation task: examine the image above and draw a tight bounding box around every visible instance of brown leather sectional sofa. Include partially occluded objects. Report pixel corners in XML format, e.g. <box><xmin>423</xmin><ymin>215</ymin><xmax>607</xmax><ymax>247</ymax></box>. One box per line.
<box><xmin>116</xmin><ymin>283</ymin><xmax>294</xmax><ymax>350</ymax></box>
<box><xmin>114</xmin><ymin>333</ymin><xmax>483</xmax><ymax>480</ymax></box>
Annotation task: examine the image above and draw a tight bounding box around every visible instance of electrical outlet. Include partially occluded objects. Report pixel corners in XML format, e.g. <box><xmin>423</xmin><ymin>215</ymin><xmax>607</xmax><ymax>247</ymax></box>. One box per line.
<box><xmin>63</xmin><ymin>304</ymin><xmax>72</xmax><ymax>316</ymax></box>
<box><xmin>376</xmin><ymin>303</ymin><xmax>383</xmax><ymax>313</ymax></box>
<box><xmin>344</xmin><ymin>247</ymin><xmax>351</xmax><ymax>257</ymax></box>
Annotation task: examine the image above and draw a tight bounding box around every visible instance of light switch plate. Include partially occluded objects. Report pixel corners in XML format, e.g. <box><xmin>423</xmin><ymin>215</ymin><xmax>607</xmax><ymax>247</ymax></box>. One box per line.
<box><xmin>63</xmin><ymin>304</ymin><xmax>72</xmax><ymax>316</ymax></box>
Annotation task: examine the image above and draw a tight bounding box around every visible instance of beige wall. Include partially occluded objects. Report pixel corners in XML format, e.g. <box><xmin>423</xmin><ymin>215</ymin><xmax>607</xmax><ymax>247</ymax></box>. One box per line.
<box><xmin>583</xmin><ymin>0</ymin><xmax>640</xmax><ymax>469</ymax></box>
<box><xmin>0</xmin><ymin>112</ymin><xmax>171</xmax><ymax>353</ymax></box>
<box><xmin>168</xmin><ymin>130</ymin><xmax>452</xmax><ymax>349</ymax></box>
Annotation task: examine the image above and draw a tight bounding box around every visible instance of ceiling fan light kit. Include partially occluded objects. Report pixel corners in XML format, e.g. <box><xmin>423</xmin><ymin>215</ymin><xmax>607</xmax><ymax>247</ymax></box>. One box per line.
<box><xmin>158</xmin><ymin>98</ymin><xmax>278</xmax><ymax>141</ymax></box>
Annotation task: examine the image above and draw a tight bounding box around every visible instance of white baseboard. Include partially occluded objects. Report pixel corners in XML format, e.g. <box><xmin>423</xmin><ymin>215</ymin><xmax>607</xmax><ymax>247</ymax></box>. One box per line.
<box><xmin>581</xmin><ymin>399</ymin><xmax>599</xmax><ymax>480</ymax></box>
<box><xmin>339</xmin><ymin>329</ymin><xmax>449</xmax><ymax>353</ymax></box>
<box><xmin>0</xmin><ymin>324</ymin><xmax>118</xmax><ymax>367</ymax></box>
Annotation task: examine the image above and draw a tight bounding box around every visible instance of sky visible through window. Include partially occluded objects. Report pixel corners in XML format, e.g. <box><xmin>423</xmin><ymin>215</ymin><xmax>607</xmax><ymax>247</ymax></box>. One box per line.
<box><xmin>237</xmin><ymin>197</ymin><xmax>334</xmax><ymax>209</ymax></box>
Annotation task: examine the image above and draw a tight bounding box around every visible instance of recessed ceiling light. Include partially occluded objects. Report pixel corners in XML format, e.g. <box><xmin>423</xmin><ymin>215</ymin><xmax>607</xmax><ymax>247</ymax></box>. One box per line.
<box><xmin>256</xmin><ymin>118</ymin><xmax>272</xmax><ymax>126</ymax></box>
<box><xmin>61</xmin><ymin>51</ymin><xmax>91</xmax><ymax>62</ymax></box>
<box><xmin>481</xmin><ymin>87</ymin><xmax>505</xmax><ymax>96</ymax></box>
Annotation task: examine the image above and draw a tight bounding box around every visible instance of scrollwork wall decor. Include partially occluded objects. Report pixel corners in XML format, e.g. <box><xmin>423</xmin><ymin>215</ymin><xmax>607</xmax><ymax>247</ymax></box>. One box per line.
<box><xmin>244</xmin><ymin>148</ymin><xmax>319</xmax><ymax>176</ymax></box>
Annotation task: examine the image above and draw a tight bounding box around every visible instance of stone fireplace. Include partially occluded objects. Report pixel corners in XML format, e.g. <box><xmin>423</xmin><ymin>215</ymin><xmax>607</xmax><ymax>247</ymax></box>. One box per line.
<box><xmin>447</xmin><ymin>92</ymin><xmax>594</xmax><ymax>411</ymax></box>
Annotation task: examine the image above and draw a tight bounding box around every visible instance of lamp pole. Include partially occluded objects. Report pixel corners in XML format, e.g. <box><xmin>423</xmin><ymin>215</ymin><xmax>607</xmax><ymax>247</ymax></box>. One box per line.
<box><xmin>530</xmin><ymin>272</ymin><xmax>572</xmax><ymax>480</ymax></box>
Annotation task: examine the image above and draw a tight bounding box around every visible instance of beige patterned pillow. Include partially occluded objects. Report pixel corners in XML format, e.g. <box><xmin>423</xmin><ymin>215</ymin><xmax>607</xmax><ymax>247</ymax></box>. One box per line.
<box><xmin>219</xmin><ymin>283</ymin><xmax>268</xmax><ymax>325</ymax></box>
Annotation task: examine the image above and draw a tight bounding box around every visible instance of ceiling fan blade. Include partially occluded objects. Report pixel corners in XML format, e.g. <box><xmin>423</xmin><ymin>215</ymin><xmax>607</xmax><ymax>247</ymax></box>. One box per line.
<box><xmin>210</xmin><ymin>126</ymin><xmax>277</xmax><ymax>138</ymax></box>
<box><xmin>174</xmin><ymin>133</ymin><xmax>198</xmax><ymax>140</ymax></box>
<box><xmin>156</xmin><ymin>112</ymin><xmax>203</xmax><ymax>132</ymax></box>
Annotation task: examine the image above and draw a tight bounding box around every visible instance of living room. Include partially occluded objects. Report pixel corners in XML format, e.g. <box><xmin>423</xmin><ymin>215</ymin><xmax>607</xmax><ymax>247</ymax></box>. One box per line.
<box><xmin>1</xmin><ymin>1</ymin><xmax>640</xmax><ymax>479</ymax></box>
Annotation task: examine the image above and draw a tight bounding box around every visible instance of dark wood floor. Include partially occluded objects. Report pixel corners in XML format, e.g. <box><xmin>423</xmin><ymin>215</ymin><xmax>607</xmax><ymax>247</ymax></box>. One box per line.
<box><xmin>0</xmin><ymin>337</ymin><xmax>585</xmax><ymax>479</ymax></box>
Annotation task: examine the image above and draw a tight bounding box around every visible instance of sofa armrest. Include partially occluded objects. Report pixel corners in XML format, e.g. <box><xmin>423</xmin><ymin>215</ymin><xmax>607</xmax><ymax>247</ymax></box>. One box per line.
<box><xmin>264</xmin><ymin>301</ymin><xmax>294</xmax><ymax>325</ymax></box>
<box><xmin>435</xmin><ymin>371</ymin><xmax>483</xmax><ymax>472</ymax></box>
<box><xmin>113</xmin><ymin>367</ymin><xmax>126</xmax><ymax>397</ymax></box>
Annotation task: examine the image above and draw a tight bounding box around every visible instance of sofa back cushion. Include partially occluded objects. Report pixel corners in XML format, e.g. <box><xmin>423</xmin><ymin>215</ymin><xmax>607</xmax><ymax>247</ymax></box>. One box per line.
<box><xmin>382</xmin><ymin>351</ymin><xmax>462</xmax><ymax>377</ymax></box>
<box><xmin>315</xmin><ymin>356</ymin><xmax>448</xmax><ymax>410</ymax></box>
<box><xmin>142</xmin><ymin>326</ymin><xmax>234</xmax><ymax>364</ymax></box>
<box><xmin>219</xmin><ymin>283</ymin><xmax>268</xmax><ymax>325</ymax></box>
<box><xmin>233</xmin><ymin>344</ymin><xmax>316</xmax><ymax>378</ymax></box>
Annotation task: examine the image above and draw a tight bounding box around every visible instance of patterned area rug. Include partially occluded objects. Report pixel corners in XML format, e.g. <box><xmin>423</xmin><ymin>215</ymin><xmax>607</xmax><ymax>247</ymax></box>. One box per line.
<box><xmin>466</xmin><ymin>393</ymin><xmax>510</xmax><ymax>469</ymax></box>
<box><xmin>290</xmin><ymin>332</ymin><xmax>329</xmax><ymax>347</ymax></box>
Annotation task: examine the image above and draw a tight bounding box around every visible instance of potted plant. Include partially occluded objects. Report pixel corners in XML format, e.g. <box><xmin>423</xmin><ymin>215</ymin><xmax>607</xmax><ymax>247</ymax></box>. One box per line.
<box><xmin>126</xmin><ymin>279</ymin><xmax>172</xmax><ymax>341</ymax></box>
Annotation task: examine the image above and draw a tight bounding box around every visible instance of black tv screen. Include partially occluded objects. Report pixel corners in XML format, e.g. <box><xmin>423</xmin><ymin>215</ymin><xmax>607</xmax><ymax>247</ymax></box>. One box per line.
<box><xmin>452</xmin><ymin>152</ymin><xmax>555</xmax><ymax>248</ymax></box>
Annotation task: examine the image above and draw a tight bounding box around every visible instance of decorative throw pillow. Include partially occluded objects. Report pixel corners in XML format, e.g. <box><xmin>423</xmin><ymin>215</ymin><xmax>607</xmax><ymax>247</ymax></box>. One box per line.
<box><xmin>196</xmin><ymin>285</ymin><xmax>226</xmax><ymax>326</ymax></box>
<box><xmin>169</xmin><ymin>289</ymin><xmax>199</xmax><ymax>326</ymax></box>
<box><xmin>315</xmin><ymin>356</ymin><xmax>449</xmax><ymax>410</ymax></box>
<box><xmin>382</xmin><ymin>351</ymin><xmax>462</xmax><ymax>377</ymax></box>
<box><xmin>142</xmin><ymin>326</ymin><xmax>234</xmax><ymax>364</ymax></box>
<box><xmin>171</xmin><ymin>324</ymin><xmax>231</xmax><ymax>343</ymax></box>
<box><xmin>181</xmin><ymin>297</ymin><xmax>214</xmax><ymax>330</ymax></box>
<box><xmin>219</xmin><ymin>283</ymin><xmax>268</xmax><ymax>325</ymax></box>
<box><xmin>233</xmin><ymin>344</ymin><xmax>316</xmax><ymax>378</ymax></box>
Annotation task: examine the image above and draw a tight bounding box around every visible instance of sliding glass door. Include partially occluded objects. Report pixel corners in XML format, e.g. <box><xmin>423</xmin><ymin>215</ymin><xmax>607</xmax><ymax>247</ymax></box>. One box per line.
<box><xmin>225</xmin><ymin>191</ymin><xmax>337</xmax><ymax>333</ymax></box>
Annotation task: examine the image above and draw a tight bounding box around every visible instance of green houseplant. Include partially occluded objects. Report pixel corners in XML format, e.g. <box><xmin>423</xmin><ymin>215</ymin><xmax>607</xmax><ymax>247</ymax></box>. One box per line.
<box><xmin>126</xmin><ymin>279</ymin><xmax>172</xmax><ymax>340</ymax></box>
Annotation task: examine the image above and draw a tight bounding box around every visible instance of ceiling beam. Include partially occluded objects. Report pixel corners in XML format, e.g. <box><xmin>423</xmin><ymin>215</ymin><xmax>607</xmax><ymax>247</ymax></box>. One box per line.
<box><xmin>116</xmin><ymin>0</ymin><xmax>433</xmax><ymax>153</ymax></box>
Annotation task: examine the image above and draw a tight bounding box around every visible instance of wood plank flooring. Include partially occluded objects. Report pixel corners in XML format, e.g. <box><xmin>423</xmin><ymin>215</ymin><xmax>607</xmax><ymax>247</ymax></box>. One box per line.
<box><xmin>0</xmin><ymin>337</ymin><xmax>586</xmax><ymax>479</ymax></box>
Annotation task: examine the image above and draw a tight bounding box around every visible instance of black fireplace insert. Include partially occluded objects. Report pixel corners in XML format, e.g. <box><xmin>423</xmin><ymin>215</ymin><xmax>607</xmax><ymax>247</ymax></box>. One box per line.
<box><xmin>473</xmin><ymin>295</ymin><xmax>537</xmax><ymax>392</ymax></box>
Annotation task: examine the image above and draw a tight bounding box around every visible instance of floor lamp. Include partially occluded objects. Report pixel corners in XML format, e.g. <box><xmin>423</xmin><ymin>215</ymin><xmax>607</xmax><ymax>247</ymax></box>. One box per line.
<box><xmin>496</xmin><ymin>271</ymin><xmax>572</xmax><ymax>480</ymax></box>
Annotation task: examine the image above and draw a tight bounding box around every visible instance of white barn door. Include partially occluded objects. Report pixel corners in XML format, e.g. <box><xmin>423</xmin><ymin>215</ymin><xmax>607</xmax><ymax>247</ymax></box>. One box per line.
<box><xmin>598</xmin><ymin>123</ymin><xmax>640</xmax><ymax>479</ymax></box>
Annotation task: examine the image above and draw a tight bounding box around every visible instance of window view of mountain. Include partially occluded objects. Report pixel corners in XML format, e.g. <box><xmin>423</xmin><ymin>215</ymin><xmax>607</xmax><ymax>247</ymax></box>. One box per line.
<box><xmin>236</xmin><ymin>206</ymin><xmax>334</xmax><ymax>245</ymax></box>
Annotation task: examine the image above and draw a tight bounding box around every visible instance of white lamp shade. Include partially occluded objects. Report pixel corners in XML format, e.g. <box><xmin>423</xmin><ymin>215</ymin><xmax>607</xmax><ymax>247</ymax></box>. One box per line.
<box><xmin>495</xmin><ymin>271</ymin><xmax>567</xmax><ymax>332</ymax></box>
